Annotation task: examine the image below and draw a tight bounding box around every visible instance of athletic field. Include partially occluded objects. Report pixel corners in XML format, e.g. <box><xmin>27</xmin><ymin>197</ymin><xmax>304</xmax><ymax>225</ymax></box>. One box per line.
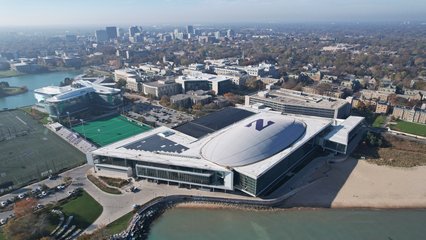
<box><xmin>0</xmin><ymin>110</ymin><xmax>85</xmax><ymax>193</ymax></box>
<box><xmin>72</xmin><ymin>115</ymin><xmax>151</xmax><ymax>147</ymax></box>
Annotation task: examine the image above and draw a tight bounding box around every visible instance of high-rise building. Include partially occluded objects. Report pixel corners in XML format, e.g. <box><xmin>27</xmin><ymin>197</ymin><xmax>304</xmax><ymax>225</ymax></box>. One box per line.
<box><xmin>95</xmin><ymin>30</ymin><xmax>108</xmax><ymax>42</ymax></box>
<box><xmin>129</xmin><ymin>26</ymin><xmax>142</xmax><ymax>37</ymax></box>
<box><xmin>214</xmin><ymin>31</ymin><xmax>221</xmax><ymax>39</ymax></box>
<box><xmin>106</xmin><ymin>26</ymin><xmax>118</xmax><ymax>40</ymax></box>
<box><xmin>227</xmin><ymin>29</ymin><xmax>235</xmax><ymax>38</ymax></box>
<box><xmin>186</xmin><ymin>25</ymin><xmax>194</xmax><ymax>34</ymax></box>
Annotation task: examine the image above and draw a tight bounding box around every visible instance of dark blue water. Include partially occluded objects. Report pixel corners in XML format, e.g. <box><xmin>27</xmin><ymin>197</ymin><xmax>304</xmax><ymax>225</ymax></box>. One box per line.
<box><xmin>0</xmin><ymin>70</ymin><xmax>82</xmax><ymax>109</ymax></box>
<box><xmin>149</xmin><ymin>208</ymin><xmax>426</xmax><ymax>240</ymax></box>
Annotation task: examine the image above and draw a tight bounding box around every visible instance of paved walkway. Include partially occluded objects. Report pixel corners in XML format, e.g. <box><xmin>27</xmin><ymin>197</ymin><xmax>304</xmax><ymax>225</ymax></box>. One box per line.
<box><xmin>84</xmin><ymin>168</ymin><xmax>255</xmax><ymax>233</ymax></box>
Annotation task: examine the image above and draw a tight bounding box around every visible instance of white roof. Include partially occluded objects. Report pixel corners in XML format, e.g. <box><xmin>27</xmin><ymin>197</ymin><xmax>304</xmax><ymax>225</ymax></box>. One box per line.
<box><xmin>34</xmin><ymin>86</ymin><xmax>73</xmax><ymax>95</ymax></box>
<box><xmin>200</xmin><ymin>113</ymin><xmax>306</xmax><ymax>167</ymax></box>
<box><xmin>91</xmin><ymin>126</ymin><xmax>228</xmax><ymax>172</ymax></box>
<box><xmin>176</xmin><ymin>73</ymin><xmax>230</xmax><ymax>83</ymax></box>
<box><xmin>323</xmin><ymin>116</ymin><xmax>364</xmax><ymax>145</ymax></box>
<box><xmin>233</xmin><ymin>114</ymin><xmax>331</xmax><ymax>178</ymax></box>
<box><xmin>90</xmin><ymin>110</ymin><xmax>334</xmax><ymax>179</ymax></box>
<box><xmin>47</xmin><ymin>87</ymin><xmax>95</xmax><ymax>102</ymax></box>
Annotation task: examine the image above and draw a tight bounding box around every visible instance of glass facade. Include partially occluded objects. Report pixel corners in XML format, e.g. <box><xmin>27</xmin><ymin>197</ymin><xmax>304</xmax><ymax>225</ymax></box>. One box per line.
<box><xmin>47</xmin><ymin>94</ymin><xmax>91</xmax><ymax>119</ymax></box>
<box><xmin>47</xmin><ymin>91</ymin><xmax>122</xmax><ymax>120</ymax></box>
<box><xmin>234</xmin><ymin>139</ymin><xmax>317</xmax><ymax>196</ymax></box>
<box><xmin>184</xmin><ymin>81</ymin><xmax>210</xmax><ymax>92</ymax></box>
<box><xmin>97</xmin><ymin>155</ymin><xmax>226</xmax><ymax>187</ymax></box>
<box><xmin>136</xmin><ymin>165</ymin><xmax>212</xmax><ymax>185</ymax></box>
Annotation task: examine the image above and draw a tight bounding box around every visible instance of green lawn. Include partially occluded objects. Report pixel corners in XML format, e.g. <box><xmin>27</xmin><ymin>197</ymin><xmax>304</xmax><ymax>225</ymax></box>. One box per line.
<box><xmin>372</xmin><ymin>115</ymin><xmax>386</xmax><ymax>128</ymax></box>
<box><xmin>105</xmin><ymin>212</ymin><xmax>134</xmax><ymax>235</ymax></box>
<box><xmin>0</xmin><ymin>229</ymin><xmax>4</xmax><ymax>240</ymax></box>
<box><xmin>390</xmin><ymin>120</ymin><xmax>426</xmax><ymax>137</ymax></box>
<box><xmin>0</xmin><ymin>70</ymin><xmax>24</xmax><ymax>78</ymax></box>
<box><xmin>72</xmin><ymin>115</ymin><xmax>151</xmax><ymax>146</ymax></box>
<box><xmin>60</xmin><ymin>190</ymin><xmax>103</xmax><ymax>229</ymax></box>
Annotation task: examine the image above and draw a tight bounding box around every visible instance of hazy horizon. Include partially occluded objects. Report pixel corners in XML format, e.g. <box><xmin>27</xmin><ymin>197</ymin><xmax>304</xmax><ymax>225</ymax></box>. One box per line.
<box><xmin>0</xmin><ymin>0</ymin><xmax>425</xmax><ymax>27</ymax></box>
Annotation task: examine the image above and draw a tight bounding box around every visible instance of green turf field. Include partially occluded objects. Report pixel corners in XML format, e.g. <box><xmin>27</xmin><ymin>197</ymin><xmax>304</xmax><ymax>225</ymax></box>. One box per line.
<box><xmin>390</xmin><ymin>120</ymin><xmax>426</xmax><ymax>137</ymax></box>
<box><xmin>72</xmin><ymin>115</ymin><xmax>151</xmax><ymax>146</ymax></box>
<box><xmin>0</xmin><ymin>110</ymin><xmax>85</xmax><ymax>191</ymax></box>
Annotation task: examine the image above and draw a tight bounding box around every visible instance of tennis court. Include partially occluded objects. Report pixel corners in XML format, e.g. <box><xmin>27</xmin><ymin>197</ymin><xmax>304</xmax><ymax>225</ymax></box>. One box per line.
<box><xmin>72</xmin><ymin>115</ymin><xmax>151</xmax><ymax>146</ymax></box>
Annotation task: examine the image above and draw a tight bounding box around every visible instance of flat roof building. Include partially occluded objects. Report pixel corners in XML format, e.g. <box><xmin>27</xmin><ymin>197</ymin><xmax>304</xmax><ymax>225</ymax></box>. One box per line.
<box><xmin>176</xmin><ymin>73</ymin><xmax>233</xmax><ymax>95</ymax></box>
<box><xmin>142</xmin><ymin>79</ymin><xmax>182</xmax><ymax>98</ymax></box>
<box><xmin>245</xmin><ymin>88</ymin><xmax>352</xmax><ymax>119</ymax></box>
<box><xmin>87</xmin><ymin>108</ymin><xmax>364</xmax><ymax>197</ymax></box>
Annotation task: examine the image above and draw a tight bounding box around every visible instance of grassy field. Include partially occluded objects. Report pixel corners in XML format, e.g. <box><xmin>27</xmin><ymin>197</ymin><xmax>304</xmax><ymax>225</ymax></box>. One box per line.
<box><xmin>60</xmin><ymin>191</ymin><xmax>103</xmax><ymax>229</ymax></box>
<box><xmin>0</xmin><ymin>229</ymin><xmax>4</xmax><ymax>240</ymax></box>
<box><xmin>0</xmin><ymin>109</ymin><xmax>85</xmax><ymax>191</ymax></box>
<box><xmin>105</xmin><ymin>212</ymin><xmax>134</xmax><ymax>235</ymax></box>
<box><xmin>390</xmin><ymin>120</ymin><xmax>426</xmax><ymax>137</ymax></box>
<box><xmin>372</xmin><ymin>115</ymin><xmax>386</xmax><ymax>128</ymax></box>
<box><xmin>0</xmin><ymin>70</ymin><xmax>24</xmax><ymax>78</ymax></box>
<box><xmin>72</xmin><ymin>115</ymin><xmax>151</xmax><ymax>146</ymax></box>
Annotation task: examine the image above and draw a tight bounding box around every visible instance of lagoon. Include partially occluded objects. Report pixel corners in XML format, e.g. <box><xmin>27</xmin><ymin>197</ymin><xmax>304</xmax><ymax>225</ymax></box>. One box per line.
<box><xmin>0</xmin><ymin>70</ymin><xmax>82</xmax><ymax>109</ymax></box>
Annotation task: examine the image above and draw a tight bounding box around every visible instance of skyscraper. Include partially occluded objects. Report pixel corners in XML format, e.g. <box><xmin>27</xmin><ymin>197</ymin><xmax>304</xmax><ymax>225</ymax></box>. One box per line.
<box><xmin>227</xmin><ymin>29</ymin><xmax>235</xmax><ymax>38</ymax></box>
<box><xmin>129</xmin><ymin>26</ymin><xmax>142</xmax><ymax>37</ymax></box>
<box><xmin>95</xmin><ymin>29</ymin><xmax>108</xmax><ymax>42</ymax></box>
<box><xmin>106</xmin><ymin>26</ymin><xmax>118</xmax><ymax>40</ymax></box>
<box><xmin>186</xmin><ymin>25</ymin><xmax>194</xmax><ymax>35</ymax></box>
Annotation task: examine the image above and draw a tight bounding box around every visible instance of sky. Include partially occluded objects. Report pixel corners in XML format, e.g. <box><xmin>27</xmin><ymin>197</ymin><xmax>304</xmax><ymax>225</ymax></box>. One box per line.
<box><xmin>0</xmin><ymin>0</ymin><xmax>425</xmax><ymax>27</ymax></box>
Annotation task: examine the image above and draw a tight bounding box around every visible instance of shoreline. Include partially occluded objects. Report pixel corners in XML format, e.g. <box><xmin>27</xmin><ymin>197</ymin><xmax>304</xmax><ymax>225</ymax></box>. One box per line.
<box><xmin>174</xmin><ymin>201</ymin><xmax>426</xmax><ymax>211</ymax></box>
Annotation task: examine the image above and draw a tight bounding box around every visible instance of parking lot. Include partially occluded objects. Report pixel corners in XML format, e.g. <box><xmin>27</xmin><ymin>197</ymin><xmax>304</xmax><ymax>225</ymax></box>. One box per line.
<box><xmin>0</xmin><ymin>165</ymin><xmax>89</xmax><ymax>225</ymax></box>
<box><xmin>127</xmin><ymin>101</ymin><xmax>193</xmax><ymax>128</ymax></box>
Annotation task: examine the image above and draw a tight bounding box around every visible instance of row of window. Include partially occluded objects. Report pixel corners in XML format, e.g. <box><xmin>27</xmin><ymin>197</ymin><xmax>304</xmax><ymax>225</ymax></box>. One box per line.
<box><xmin>136</xmin><ymin>165</ymin><xmax>212</xmax><ymax>185</ymax></box>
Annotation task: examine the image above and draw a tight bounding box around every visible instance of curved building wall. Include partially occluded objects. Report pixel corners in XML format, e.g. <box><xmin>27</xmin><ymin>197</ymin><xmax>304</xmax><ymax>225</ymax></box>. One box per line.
<box><xmin>201</xmin><ymin>115</ymin><xmax>306</xmax><ymax>167</ymax></box>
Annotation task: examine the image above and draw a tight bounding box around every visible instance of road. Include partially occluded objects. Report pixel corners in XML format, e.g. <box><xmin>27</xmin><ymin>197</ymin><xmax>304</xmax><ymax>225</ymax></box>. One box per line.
<box><xmin>1</xmin><ymin>164</ymin><xmax>255</xmax><ymax>234</ymax></box>
<box><xmin>0</xmin><ymin>165</ymin><xmax>89</xmax><ymax>221</ymax></box>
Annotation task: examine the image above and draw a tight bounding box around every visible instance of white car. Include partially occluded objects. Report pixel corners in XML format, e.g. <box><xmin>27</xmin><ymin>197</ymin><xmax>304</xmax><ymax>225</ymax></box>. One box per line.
<box><xmin>0</xmin><ymin>218</ymin><xmax>6</xmax><ymax>225</ymax></box>
<box><xmin>17</xmin><ymin>193</ymin><xmax>26</xmax><ymax>199</ymax></box>
<box><xmin>1</xmin><ymin>201</ymin><xmax>7</xmax><ymax>207</ymax></box>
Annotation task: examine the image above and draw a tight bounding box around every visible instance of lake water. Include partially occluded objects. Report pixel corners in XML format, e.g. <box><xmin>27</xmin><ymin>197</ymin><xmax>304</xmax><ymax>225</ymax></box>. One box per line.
<box><xmin>0</xmin><ymin>70</ymin><xmax>82</xmax><ymax>109</ymax></box>
<box><xmin>148</xmin><ymin>208</ymin><xmax>426</xmax><ymax>240</ymax></box>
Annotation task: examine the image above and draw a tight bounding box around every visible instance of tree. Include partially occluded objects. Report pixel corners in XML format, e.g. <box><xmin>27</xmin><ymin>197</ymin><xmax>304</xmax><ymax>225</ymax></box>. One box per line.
<box><xmin>14</xmin><ymin>198</ymin><xmax>37</xmax><ymax>218</ymax></box>
<box><xmin>192</xmin><ymin>102</ymin><xmax>203</xmax><ymax>111</ymax></box>
<box><xmin>159</xmin><ymin>96</ymin><xmax>170</xmax><ymax>106</ymax></box>
<box><xmin>3</xmin><ymin>212</ymin><xmax>50</xmax><ymax>240</ymax></box>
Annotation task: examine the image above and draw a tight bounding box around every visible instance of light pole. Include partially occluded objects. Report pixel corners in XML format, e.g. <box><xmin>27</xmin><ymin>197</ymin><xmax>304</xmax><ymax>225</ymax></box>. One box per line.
<box><xmin>67</xmin><ymin>112</ymin><xmax>71</xmax><ymax>128</ymax></box>
<box><xmin>80</xmin><ymin>119</ymin><xmax>86</xmax><ymax>139</ymax></box>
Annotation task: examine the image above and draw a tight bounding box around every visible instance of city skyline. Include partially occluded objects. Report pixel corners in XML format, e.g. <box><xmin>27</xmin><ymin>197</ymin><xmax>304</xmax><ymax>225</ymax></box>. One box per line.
<box><xmin>0</xmin><ymin>0</ymin><xmax>425</xmax><ymax>27</ymax></box>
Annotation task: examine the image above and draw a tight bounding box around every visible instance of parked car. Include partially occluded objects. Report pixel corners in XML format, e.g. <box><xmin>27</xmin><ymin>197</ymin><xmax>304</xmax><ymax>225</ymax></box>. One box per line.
<box><xmin>56</xmin><ymin>185</ymin><xmax>65</xmax><ymax>190</ymax></box>
<box><xmin>0</xmin><ymin>201</ymin><xmax>7</xmax><ymax>207</ymax></box>
<box><xmin>48</xmin><ymin>174</ymin><xmax>59</xmax><ymax>180</ymax></box>
<box><xmin>0</xmin><ymin>218</ymin><xmax>7</xmax><ymax>225</ymax></box>
<box><xmin>17</xmin><ymin>193</ymin><xmax>26</xmax><ymax>199</ymax></box>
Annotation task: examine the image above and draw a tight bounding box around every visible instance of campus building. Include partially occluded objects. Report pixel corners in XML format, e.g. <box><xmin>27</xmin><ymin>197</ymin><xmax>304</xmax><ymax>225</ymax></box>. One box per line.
<box><xmin>34</xmin><ymin>80</ymin><xmax>122</xmax><ymax>121</ymax></box>
<box><xmin>142</xmin><ymin>79</ymin><xmax>182</xmax><ymax>98</ymax></box>
<box><xmin>175</xmin><ymin>73</ymin><xmax>233</xmax><ymax>95</ymax></box>
<box><xmin>245</xmin><ymin>88</ymin><xmax>352</xmax><ymax>119</ymax></box>
<box><xmin>87</xmin><ymin>107</ymin><xmax>364</xmax><ymax>197</ymax></box>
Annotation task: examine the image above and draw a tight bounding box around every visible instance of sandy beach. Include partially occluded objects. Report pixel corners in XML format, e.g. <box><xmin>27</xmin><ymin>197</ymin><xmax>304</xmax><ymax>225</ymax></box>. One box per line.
<box><xmin>284</xmin><ymin>158</ymin><xmax>426</xmax><ymax>208</ymax></box>
<box><xmin>173</xmin><ymin>157</ymin><xmax>426</xmax><ymax>210</ymax></box>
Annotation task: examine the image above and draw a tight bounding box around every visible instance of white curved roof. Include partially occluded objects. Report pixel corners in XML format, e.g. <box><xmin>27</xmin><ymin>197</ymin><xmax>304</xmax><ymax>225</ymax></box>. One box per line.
<box><xmin>201</xmin><ymin>113</ymin><xmax>306</xmax><ymax>167</ymax></box>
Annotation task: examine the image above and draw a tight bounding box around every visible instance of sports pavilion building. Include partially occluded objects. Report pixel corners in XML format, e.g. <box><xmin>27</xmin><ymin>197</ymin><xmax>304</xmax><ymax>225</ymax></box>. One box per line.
<box><xmin>87</xmin><ymin>107</ymin><xmax>364</xmax><ymax>197</ymax></box>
